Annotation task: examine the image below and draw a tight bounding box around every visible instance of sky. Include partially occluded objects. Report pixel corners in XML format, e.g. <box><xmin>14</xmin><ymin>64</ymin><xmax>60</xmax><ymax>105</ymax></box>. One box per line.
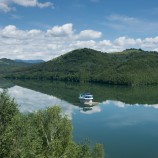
<box><xmin>0</xmin><ymin>0</ymin><xmax>158</xmax><ymax>60</ymax></box>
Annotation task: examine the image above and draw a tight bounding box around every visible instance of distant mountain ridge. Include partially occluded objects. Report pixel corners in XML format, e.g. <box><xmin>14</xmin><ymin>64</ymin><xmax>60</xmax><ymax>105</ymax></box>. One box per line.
<box><xmin>4</xmin><ymin>48</ymin><xmax>158</xmax><ymax>86</ymax></box>
<box><xmin>14</xmin><ymin>59</ymin><xmax>45</xmax><ymax>64</ymax></box>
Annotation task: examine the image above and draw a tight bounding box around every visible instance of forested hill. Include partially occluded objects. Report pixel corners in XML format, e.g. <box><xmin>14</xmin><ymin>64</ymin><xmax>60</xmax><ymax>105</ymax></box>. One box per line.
<box><xmin>0</xmin><ymin>58</ymin><xmax>36</xmax><ymax>76</ymax></box>
<box><xmin>5</xmin><ymin>48</ymin><xmax>158</xmax><ymax>86</ymax></box>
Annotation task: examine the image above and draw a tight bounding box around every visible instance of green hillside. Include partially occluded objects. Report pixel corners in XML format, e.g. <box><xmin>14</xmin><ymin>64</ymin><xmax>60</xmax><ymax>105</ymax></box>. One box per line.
<box><xmin>4</xmin><ymin>48</ymin><xmax>158</xmax><ymax>86</ymax></box>
<box><xmin>0</xmin><ymin>58</ymin><xmax>34</xmax><ymax>76</ymax></box>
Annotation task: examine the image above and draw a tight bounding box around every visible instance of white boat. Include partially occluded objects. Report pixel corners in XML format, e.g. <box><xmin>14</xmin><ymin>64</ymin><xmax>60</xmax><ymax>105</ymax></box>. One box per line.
<box><xmin>79</xmin><ymin>92</ymin><xmax>93</xmax><ymax>104</ymax></box>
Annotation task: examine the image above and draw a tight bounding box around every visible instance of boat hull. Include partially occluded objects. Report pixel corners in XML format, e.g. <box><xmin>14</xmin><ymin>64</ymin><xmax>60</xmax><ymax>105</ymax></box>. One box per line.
<box><xmin>79</xmin><ymin>98</ymin><xmax>93</xmax><ymax>104</ymax></box>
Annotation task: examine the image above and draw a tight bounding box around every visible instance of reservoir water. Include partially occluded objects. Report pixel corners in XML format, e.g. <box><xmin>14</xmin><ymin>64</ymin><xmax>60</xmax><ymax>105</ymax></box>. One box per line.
<box><xmin>1</xmin><ymin>79</ymin><xmax>158</xmax><ymax>158</ymax></box>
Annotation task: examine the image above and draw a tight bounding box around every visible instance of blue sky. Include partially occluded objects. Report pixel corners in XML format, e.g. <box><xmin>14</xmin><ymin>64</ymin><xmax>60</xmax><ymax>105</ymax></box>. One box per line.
<box><xmin>0</xmin><ymin>0</ymin><xmax>158</xmax><ymax>60</ymax></box>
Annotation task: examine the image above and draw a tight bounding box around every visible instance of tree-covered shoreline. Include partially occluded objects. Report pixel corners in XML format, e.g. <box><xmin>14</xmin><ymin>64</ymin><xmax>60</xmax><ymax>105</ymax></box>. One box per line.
<box><xmin>0</xmin><ymin>90</ymin><xmax>104</xmax><ymax>158</ymax></box>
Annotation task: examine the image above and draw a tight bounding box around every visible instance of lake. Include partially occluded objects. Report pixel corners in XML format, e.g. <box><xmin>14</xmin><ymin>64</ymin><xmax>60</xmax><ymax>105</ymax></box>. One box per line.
<box><xmin>1</xmin><ymin>79</ymin><xmax>158</xmax><ymax>158</ymax></box>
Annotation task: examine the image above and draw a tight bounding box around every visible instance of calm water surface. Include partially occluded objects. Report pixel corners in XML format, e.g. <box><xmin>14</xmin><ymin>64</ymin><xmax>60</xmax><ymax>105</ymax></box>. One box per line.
<box><xmin>1</xmin><ymin>79</ymin><xmax>158</xmax><ymax>158</ymax></box>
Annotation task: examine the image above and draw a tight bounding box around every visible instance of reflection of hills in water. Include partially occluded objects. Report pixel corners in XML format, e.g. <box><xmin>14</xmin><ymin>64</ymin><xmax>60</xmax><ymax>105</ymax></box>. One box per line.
<box><xmin>10</xmin><ymin>79</ymin><xmax>158</xmax><ymax>105</ymax></box>
<box><xmin>0</xmin><ymin>79</ymin><xmax>15</xmax><ymax>89</ymax></box>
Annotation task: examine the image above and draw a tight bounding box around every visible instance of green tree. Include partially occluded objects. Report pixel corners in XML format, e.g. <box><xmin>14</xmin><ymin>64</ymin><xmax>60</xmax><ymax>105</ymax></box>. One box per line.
<box><xmin>1</xmin><ymin>114</ymin><xmax>43</xmax><ymax>158</ymax></box>
<box><xmin>0</xmin><ymin>90</ymin><xmax>19</xmax><ymax>158</ymax></box>
<box><xmin>0</xmin><ymin>91</ymin><xmax>105</xmax><ymax>158</ymax></box>
<box><xmin>0</xmin><ymin>90</ymin><xmax>18</xmax><ymax>134</ymax></box>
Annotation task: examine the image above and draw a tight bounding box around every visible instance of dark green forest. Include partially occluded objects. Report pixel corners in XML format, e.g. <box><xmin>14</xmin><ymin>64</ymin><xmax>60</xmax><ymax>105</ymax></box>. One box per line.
<box><xmin>4</xmin><ymin>48</ymin><xmax>158</xmax><ymax>86</ymax></box>
<box><xmin>0</xmin><ymin>91</ymin><xmax>104</xmax><ymax>158</ymax></box>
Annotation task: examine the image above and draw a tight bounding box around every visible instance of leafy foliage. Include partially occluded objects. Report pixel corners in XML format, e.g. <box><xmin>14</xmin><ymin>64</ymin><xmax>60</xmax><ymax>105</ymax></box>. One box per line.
<box><xmin>0</xmin><ymin>90</ymin><xmax>18</xmax><ymax>134</ymax></box>
<box><xmin>0</xmin><ymin>91</ymin><xmax>104</xmax><ymax>158</ymax></box>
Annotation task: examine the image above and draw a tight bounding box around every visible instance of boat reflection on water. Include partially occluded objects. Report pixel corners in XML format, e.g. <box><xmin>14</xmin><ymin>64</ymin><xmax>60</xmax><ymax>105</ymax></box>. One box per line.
<box><xmin>82</xmin><ymin>107</ymin><xmax>93</xmax><ymax>112</ymax></box>
<box><xmin>79</xmin><ymin>103</ymin><xmax>101</xmax><ymax>114</ymax></box>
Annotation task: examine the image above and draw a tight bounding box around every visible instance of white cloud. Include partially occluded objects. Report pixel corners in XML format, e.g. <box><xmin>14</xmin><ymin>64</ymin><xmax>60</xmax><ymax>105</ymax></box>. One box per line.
<box><xmin>143</xmin><ymin>37</ymin><xmax>158</xmax><ymax>44</ymax></box>
<box><xmin>78</xmin><ymin>30</ymin><xmax>102</xmax><ymax>39</ymax></box>
<box><xmin>0</xmin><ymin>1</ymin><xmax>12</xmax><ymax>12</ymax></box>
<box><xmin>1</xmin><ymin>25</ymin><xmax>25</xmax><ymax>38</ymax></box>
<box><xmin>99</xmin><ymin>40</ymin><xmax>112</xmax><ymax>46</ymax></box>
<box><xmin>47</xmin><ymin>23</ymin><xmax>74</xmax><ymax>37</ymax></box>
<box><xmin>0</xmin><ymin>23</ymin><xmax>158</xmax><ymax>61</ymax></box>
<box><xmin>12</xmin><ymin>0</ymin><xmax>38</xmax><ymax>7</ymax></box>
<box><xmin>0</xmin><ymin>0</ymin><xmax>53</xmax><ymax>12</ymax></box>
<box><xmin>2</xmin><ymin>25</ymin><xmax>18</xmax><ymax>35</ymax></box>
<box><xmin>36</xmin><ymin>2</ymin><xmax>53</xmax><ymax>8</ymax></box>
<box><xmin>71</xmin><ymin>40</ymin><xmax>97</xmax><ymax>48</ymax></box>
<box><xmin>28</xmin><ymin>29</ymin><xmax>42</xmax><ymax>35</ymax></box>
<box><xmin>12</xmin><ymin>0</ymin><xmax>53</xmax><ymax>8</ymax></box>
<box><xmin>114</xmin><ymin>37</ymin><xmax>140</xmax><ymax>46</ymax></box>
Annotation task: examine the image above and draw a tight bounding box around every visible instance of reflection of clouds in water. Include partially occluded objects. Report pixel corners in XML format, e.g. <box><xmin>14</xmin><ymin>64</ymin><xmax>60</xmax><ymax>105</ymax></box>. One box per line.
<box><xmin>103</xmin><ymin>100</ymin><xmax>158</xmax><ymax>109</ymax></box>
<box><xmin>102</xmin><ymin>100</ymin><xmax>158</xmax><ymax>128</ymax></box>
<box><xmin>80</xmin><ymin>106</ymin><xmax>101</xmax><ymax>114</ymax></box>
<box><xmin>1</xmin><ymin>85</ymin><xmax>158</xmax><ymax>122</ymax></box>
<box><xmin>103</xmin><ymin>100</ymin><xmax>126</xmax><ymax>108</ymax></box>
<box><xmin>105</xmin><ymin>113</ymin><xmax>141</xmax><ymax>128</ymax></box>
<box><xmin>144</xmin><ymin>104</ymin><xmax>158</xmax><ymax>109</ymax></box>
<box><xmin>105</xmin><ymin>112</ymin><xmax>158</xmax><ymax>129</ymax></box>
<box><xmin>7</xmin><ymin>86</ymin><xmax>78</xmax><ymax>119</ymax></box>
<box><xmin>1</xmin><ymin>86</ymin><xmax>101</xmax><ymax>116</ymax></box>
